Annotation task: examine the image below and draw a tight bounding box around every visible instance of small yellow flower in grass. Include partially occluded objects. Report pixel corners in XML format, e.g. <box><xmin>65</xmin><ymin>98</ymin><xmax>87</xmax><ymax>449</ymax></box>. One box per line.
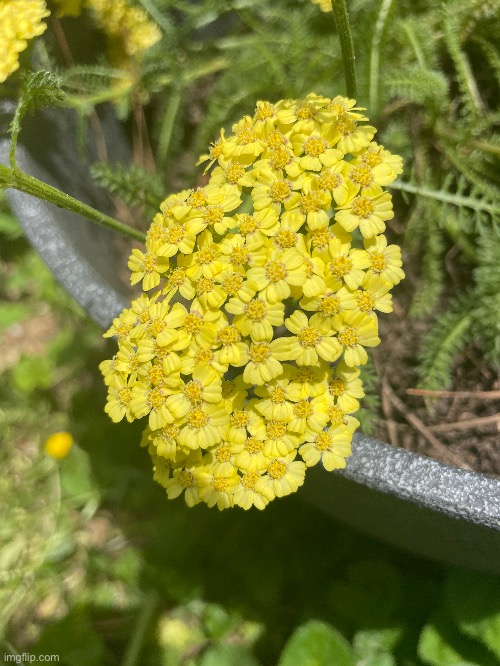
<box><xmin>196</xmin><ymin>465</ymin><xmax>240</xmax><ymax>509</ymax></box>
<box><xmin>246</xmin><ymin>248</ymin><xmax>307</xmax><ymax>303</ymax></box>
<box><xmin>299</xmin><ymin>426</ymin><xmax>352</xmax><ymax>471</ymax></box>
<box><xmin>44</xmin><ymin>431</ymin><xmax>73</xmax><ymax>459</ymax></box>
<box><xmin>178</xmin><ymin>404</ymin><xmax>228</xmax><ymax>450</ymax></box>
<box><xmin>249</xmin><ymin>415</ymin><xmax>300</xmax><ymax>457</ymax></box>
<box><xmin>364</xmin><ymin>235</ymin><xmax>405</xmax><ymax>285</ymax></box>
<box><xmin>327</xmin><ymin>362</ymin><xmax>365</xmax><ymax>412</ymax></box>
<box><xmin>128</xmin><ymin>245</ymin><xmax>170</xmax><ymax>291</ymax></box>
<box><xmin>226</xmin><ymin>293</ymin><xmax>285</xmax><ymax>342</ymax></box>
<box><xmin>234</xmin><ymin>470</ymin><xmax>270</xmax><ymax>510</ymax></box>
<box><xmin>164</xmin><ymin>466</ymin><xmax>201</xmax><ymax>507</ymax></box>
<box><xmin>241</xmin><ymin>338</ymin><xmax>291</xmax><ymax>385</ymax></box>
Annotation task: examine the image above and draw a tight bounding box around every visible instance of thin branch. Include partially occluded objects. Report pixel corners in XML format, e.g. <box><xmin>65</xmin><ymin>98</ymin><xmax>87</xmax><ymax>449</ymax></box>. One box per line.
<box><xmin>407</xmin><ymin>388</ymin><xmax>500</xmax><ymax>399</ymax></box>
<box><xmin>428</xmin><ymin>415</ymin><xmax>500</xmax><ymax>433</ymax></box>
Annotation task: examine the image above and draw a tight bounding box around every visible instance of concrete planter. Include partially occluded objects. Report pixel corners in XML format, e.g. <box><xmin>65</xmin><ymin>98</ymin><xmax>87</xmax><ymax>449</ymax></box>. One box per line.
<box><xmin>2</xmin><ymin>106</ymin><xmax>499</xmax><ymax>573</ymax></box>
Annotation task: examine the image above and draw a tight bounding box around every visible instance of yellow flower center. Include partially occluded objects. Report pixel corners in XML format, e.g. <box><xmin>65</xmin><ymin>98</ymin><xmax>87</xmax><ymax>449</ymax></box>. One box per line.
<box><xmin>356</xmin><ymin>291</ymin><xmax>376</xmax><ymax>312</ymax></box>
<box><xmin>294</xmin><ymin>400</ymin><xmax>312</xmax><ymax>418</ymax></box>
<box><xmin>269</xmin><ymin>180</ymin><xmax>291</xmax><ymax>203</ymax></box>
<box><xmin>296</xmin><ymin>368</ymin><xmax>315</xmax><ymax>384</ymax></box>
<box><xmin>231</xmin><ymin>410</ymin><xmax>249</xmax><ymax>427</ymax></box>
<box><xmin>330</xmin><ymin>256</ymin><xmax>352</xmax><ymax>278</ymax></box>
<box><xmin>188</xmin><ymin>189</ymin><xmax>208</xmax><ymax>207</ymax></box>
<box><xmin>209</xmin><ymin>143</ymin><xmax>223</xmax><ymax>158</ymax></box>
<box><xmin>350</xmin><ymin>166</ymin><xmax>374</xmax><ymax>187</ymax></box>
<box><xmin>150</xmin><ymin>388</ymin><xmax>167</xmax><ymax>409</ymax></box>
<box><xmin>319</xmin><ymin>171</ymin><xmax>342</xmax><ymax>190</ymax></box>
<box><xmin>149</xmin><ymin>365</ymin><xmax>165</xmax><ymax>385</ymax></box>
<box><xmin>225</xmin><ymin>162</ymin><xmax>245</xmax><ymax>183</ymax></box>
<box><xmin>249</xmin><ymin>342</ymin><xmax>272</xmax><ymax>363</ymax></box>
<box><xmin>304</xmin><ymin>136</ymin><xmax>327</xmax><ymax>157</ymax></box>
<box><xmin>369</xmin><ymin>252</ymin><xmax>387</xmax><ymax>273</ymax></box>
<box><xmin>187</xmin><ymin>408</ymin><xmax>210</xmax><ymax>429</ymax></box>
<box><xmin>315</xmin><ymin>431</ymin><xmax>332</xmax><ymax>451</ymax></box>
<box><xmin>197</xmin><ymin>247</ymin><xmax>217</xmax><ymax>264</ymax></box>
<box><xmin>143</xmin><ymin>253</ymin><xmax>157</xmax><ymax>272</ymax></box>
<box><xmin>328</xmin><ymin>99</ymin><xmax>349</xmax><ymax>115</ymax></box>
<box><xmin>266</xmin><ymin>131</ymin><xmax>286</xmax><ymax>148</ymax></box>
<box><xmin>310</xmin><ymin>228</ymin><xmax>331</xmax><ymax>249</ymax></box>
<box><xmin>196</xmin><ymin>348</ymin><xmax>214</xmax><ymax>363</ymax></box>
<box><xmin>337</xmin><ymin>115</ymin><xmax>356</xmax><ymax>135</ymax></box>
<box><xmin>329</xmin><ymin>378</ymin><xmax>347</xmax><ymax>396</ymax></box>
<box><xmin>217</xmin><ymin>325</ymin><xmax>241</xmax><ymax>345</ymax></box>
<box><xmin>168</xmin><ymin>268</ymin><xmax>186</xmax><ymax>286</ymax></box>
<box><xmin>362</xmin><ymin>148</ymin><xmax>383</xmax><ymax>167</ymax></box>
<box><xmin>230</xmin><ymin>246</ymin><xmax>249</xmax><ymax>265</ymax></box>
<box><xmin>139</xmin><ymin>309</ymin><xmax>150</xmax><ymax>323</ymax></box>
<box><xmin>213</xmin><ymin>476</ymin><xmax>229</xmax><ymax>492</ymax></box>
<box><xmin>255</xmin><ymin>101</ymin><xmax>275</xmax><ymax>120</ymax></box>
<box><xmin>162</xmin><ymin>423</ymin><xmax>180</xmax><ymax>439</ymax></box>
<box><xmin>328</xmin><ymin>405</ymin><xmax>344</xmax><ymax>424</ymax></box>
<box><xmin>204</xmin><ymin>206</ymin><xmax>225</xmax><ymax>226</ymax></box>
<box><xmin>237</xmin><ymin>128</ymin><xmax>258</xmax><ymax>145</ymax></box>
<box><xmin>148</xmin><ymin>223</ymin><xmax>167</xmax><ymax>243</ymax></box>
<box><xmin>216</xmin><ymin>444</ymin><xmax>232</xmax><ymax>462</ymax></box>
<box><xmin>183</xmin><ymin>312</ymin><xmax>204</xmax><ymax>334</ymax></box>
<box><xmin>153</xmin><ymin>343</ymin><xmax>171</xmax><ymax>360</ymax></box>
<box><xmin>266</xmin><ymin>260</ymin><xmax>287</xmax><ymax>282</ymax></box>
<box><xmin>239</xmin><ymin>214</ymin><xmax>259</xmax><ymax>236</ymax></box>
<box><xmin>267</xmin><ymin>420</ymin><xmax>287</xmax><ymax>438</ymax></box>
<box><xmin>338</xmin><ymin>326</ymin><xmax>359</xmax><ymax>347</ymax></box>
<box><xmin>351</xmin><ymin>197</ymin><xmax>374</xmax><ymax>218</ymax></box>
<box><xmin>222</xmin><ymin>272</ymin><xmax>244</xmax><ymax>294</ymax></box>
<box><xmin>319</xmin><ymin>295</ymin><xmax>341</xmax><ymax>316</ymax></box>
<box><xmin>242</xmin><ymin>471</ymin><xmax>259</xmax><ymax>490</ymax></box>
<box><xmin>183</xmin><ymin>379</ymin><xmax>204</xmax><ymax>403</ymax></box>
<box><xmin>118</xmin><ymin>388</ymin><xmax>131</xmax><ymax>405</ymax></box>
<box><xmin>246</xmin><ymin>299</ymin><xmax>267</xmax><ymax>321</ymax></box>
<box><xmin>166</xmin><ymin>224</ymin><xmax>185</xmax><ymax>244</ymax></box>
<box><xmin>270</xmin><ymin>387</ymin><xmax>286</xmax><ymax>403</ymax></box>
<box><xmin>296</xmin><ymin>103</ymin><xmax>316</xmax><ymax>119</ymax></box>
<box><xmin>269</xmin><ymin>147</ymin><xmax>291</xmax><ymax>170</ymax></box>
<box><xmin>148</xmin><ymin>319</ymin><xmax>167</xmax><ymax>337</ymax></box>
<box><xmin>298</xmin><ymin>326</ymin><xmax>321</xmax><ymax>347</ymax></box>
<box><xmin>268</xmin><ymin>460</ymin><xmax>287</xmax><ymax>479</ymax></box>
<box><xmin>116</xmin><ymin>323</ymin><xmax>132</xmax><ymax>338</ymax></box>
<box><xmin>197</xmin><ymin>277</ymin><xmax>215</xmax><ymax>294</ymax></box>
<box><xmin>300</xmin><ymin>192</ymin><xmax>322</xmax><ymax>214</ymax></box>
<box><xmin>245</xmin><ymin>436</ymin><xmax>264</xmax><ymax>454</ymax></box>
<box><xmin>179</xmin><ymin>470</ymin><xmax>194</xmax><ymax>488</ymax></box>
<box><xmin>275</xmin><ymin>229</ymin><xmax>297</xmax><ymax>249</ymax></box>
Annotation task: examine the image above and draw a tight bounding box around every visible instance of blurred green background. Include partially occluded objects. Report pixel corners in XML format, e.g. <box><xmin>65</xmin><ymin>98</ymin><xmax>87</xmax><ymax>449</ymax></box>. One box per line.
<box><xmin>1</xmin><ymin>191</ymin><xmax>499</xmax><ymax>666</ymax></box>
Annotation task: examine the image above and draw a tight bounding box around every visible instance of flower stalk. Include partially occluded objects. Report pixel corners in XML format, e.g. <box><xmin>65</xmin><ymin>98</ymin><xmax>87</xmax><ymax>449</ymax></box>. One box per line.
<box><xmin>0</xmin><ymin>164</ymin><xmax>146</xmax><ymax>243</ymax></box>
<box><xmin>332</xmin><ymin>0</ymin><xmax>357</xmax><ymax>99</ymax></box>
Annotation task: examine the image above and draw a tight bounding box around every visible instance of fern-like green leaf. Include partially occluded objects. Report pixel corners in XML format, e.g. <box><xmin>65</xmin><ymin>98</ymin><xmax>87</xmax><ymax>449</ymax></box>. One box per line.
<box><xmin>385</xmin><ymin>66</ymin><xmax>448</xmax><ymax>109</ymax></box>
<box><xmin>90</xmin><ymin>162</ymin><xmax>164</xmax><ymax>219</ymax></box>
<box><xmin>417</xmin><ymin>297</ymin><xmax>473</xmax><ymax>390</ymax></box>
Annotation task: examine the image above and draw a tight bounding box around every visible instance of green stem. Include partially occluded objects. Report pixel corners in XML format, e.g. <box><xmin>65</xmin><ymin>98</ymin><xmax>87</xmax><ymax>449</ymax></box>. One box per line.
<box><xmin>369</xmin><ymin>0</ymin><xmax>395</xmax><ymax>114</ymax></box>
<box><xmin>332</xmin><ymin>0</ymin><xmax>357</xmax><ymax>99</ymax></box>
<box><xmin>0</xmin><ymin>164</ymin><xmax>146</xmax><ymax>243</ymax></box>
<box><xmin>157</xmin><ymin>89</ymin><xmax>182</xmax><ymax>167</ymax></box>
<box><xmin>121</xmin><ymin>591</ymin><xmax>159</xmax><ymax>666</ymax></box>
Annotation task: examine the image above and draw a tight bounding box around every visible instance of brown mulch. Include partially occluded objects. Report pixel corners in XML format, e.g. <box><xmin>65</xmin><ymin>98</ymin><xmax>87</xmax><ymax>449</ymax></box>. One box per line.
<box><xmin>373</xmin><ymin>283</ymin><xmax>500</xmax><ymax>478</ymax></box>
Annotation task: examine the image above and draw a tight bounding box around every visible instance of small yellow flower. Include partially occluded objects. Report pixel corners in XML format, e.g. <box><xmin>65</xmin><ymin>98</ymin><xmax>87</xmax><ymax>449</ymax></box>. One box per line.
<box><xmin>44</xmin><ymin>431</ymin><xmax>73</xmax><ymax>459</ymax></box>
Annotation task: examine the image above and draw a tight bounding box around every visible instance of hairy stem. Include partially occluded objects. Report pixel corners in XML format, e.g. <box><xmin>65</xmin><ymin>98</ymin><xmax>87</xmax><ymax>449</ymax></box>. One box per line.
<box><xmin>0</xmin><ymin>164</ymin><xmax>146</xmax><ymax>243</ymax></box>
<box><xmin>332</xmin><ymin>0</ymin><xmax>357</xmax><ymax>99</ymax></box>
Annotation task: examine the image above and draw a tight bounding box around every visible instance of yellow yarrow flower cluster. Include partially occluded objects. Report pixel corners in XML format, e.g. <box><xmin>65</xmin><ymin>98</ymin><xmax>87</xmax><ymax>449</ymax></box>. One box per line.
<box><xmin>0</xmin><ymin>0</ymin><xmax>49</xmax><ymax>83</ymax></box>
<box><xmin>86</xmin><ymin>0</ymin><xmax>161</xmax><ymax>60</ymax></box>
<box><xmin>311</xmin><ymin>0</ymin><xmax>333</xmax><ymax>12</ymax></box>
<box><xmin>101</xmin><ymin>93</ymin><xmax>404</xmax><ymax>511</ymax></box>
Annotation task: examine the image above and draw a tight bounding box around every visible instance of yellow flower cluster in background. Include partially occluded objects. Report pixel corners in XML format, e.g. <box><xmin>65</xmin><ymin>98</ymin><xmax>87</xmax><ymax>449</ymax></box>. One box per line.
<box><xmin>101</xmin><ymin>93</ymin><xmax>404</xmax><ymax>510</ymax></box>
<box><xmin>0</xmin><ymin>0</ymin><xmax>49</xmax><ymax>83</ymax></box>
<box><xmin>311</xmin><ymin>0</ymin><xmax>333</xmax><ymax>12</ymax></box>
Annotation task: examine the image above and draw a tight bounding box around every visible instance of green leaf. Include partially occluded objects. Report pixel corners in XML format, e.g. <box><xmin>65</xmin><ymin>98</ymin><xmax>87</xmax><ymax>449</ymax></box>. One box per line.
<box><xmin>31</xmin><ymin>610</ymin><xmax>105</xmax><ymax>666</ymax></box>
<box><xmin>444</xmin><ymin>569</ymin><xmax>500</xmax><ymax>660</ymax></box>
<box><xmin>329</xmin><ymin>561</ymin><xmax>402</xmax><ymax>625</ymax></box>
<box><xmin>418</xmin><ymin>624</ymin><xmax>479</xmax><ymax>666</ymax></box>
<box><xmin>278</xmin><ymin>620</ymin><xmax>354</xmax><ymax>666</ymax></box>
<box><xmin>12</xmin><ymin>355</ymin><xmax>53</xmax><ymax>393</ymax></box>
<box><xmin>353</xmin><ymin>627</ymin><xmax>403</xmax><ymax>663</ymax></box>
<box><xmin>0</xmin><ymin>212</ymin><xmax>23</xmax><ymax>239</ymax></box>
<box><xmin>199</xmin><ymin>643</ymin><xmax>261</xmax><ymax>666</ymax></box>
<box><xmin>202</xmin><ymin>604</ymin><xmax>238</xmax><ymax>639</ymax></box>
